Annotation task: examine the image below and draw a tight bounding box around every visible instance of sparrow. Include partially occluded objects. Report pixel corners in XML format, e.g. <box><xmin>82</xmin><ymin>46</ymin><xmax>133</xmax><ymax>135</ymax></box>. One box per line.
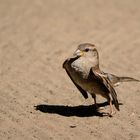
<box><xmin>63</xmin><ymin>43</ymin><xmax>139</xmax><ymax>116</ymax></box>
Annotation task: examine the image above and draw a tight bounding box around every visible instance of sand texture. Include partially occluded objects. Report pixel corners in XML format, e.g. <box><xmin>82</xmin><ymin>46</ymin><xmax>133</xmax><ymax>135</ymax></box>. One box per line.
<box><xmin>0</xmin><ymin>0</ymin><xmax>140</xmax><ymax>140</ymax></box>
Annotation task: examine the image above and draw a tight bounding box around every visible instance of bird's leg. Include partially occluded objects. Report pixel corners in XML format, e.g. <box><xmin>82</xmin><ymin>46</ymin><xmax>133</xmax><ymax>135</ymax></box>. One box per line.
<box><xmin>108</xmin><ymin>98</ymin><xmax>116</xmax><ymax>117</ymax></box>
<box><xmin>92</xmin><ymin>94</ymin><xmax>98</xmax><ymax>109</ymax></box>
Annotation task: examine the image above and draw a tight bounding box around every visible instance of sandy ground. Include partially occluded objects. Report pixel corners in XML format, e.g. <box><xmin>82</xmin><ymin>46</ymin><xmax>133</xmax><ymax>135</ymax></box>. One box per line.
<box><xmin>0</xmin><ymin>0</ymin><xmax>140</xmax><ymax>140</ymax></box>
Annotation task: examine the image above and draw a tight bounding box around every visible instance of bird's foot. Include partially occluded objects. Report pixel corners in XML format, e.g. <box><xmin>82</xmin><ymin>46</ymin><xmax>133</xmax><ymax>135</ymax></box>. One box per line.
<box><xmin>108</xmin><ymin>110</ymin><xmax>116</xmax><ymax>117</ymax></box>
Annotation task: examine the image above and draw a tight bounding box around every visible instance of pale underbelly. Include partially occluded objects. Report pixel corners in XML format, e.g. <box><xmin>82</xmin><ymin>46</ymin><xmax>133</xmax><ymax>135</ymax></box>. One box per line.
<box><xmin>69</xmin><ymin>66</ymin><xmax>104</xmax><ymax>94</ymax></box>
<box><xmin>64</xmin><ymin>59</ymin><xmax>107</xmax><ymax>95</ymax></box>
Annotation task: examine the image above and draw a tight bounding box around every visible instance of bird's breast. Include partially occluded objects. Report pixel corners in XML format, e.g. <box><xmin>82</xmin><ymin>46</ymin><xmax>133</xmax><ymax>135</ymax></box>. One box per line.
<box><xmin>64</xmin><ymin>58</ymin><xmax>93</xmax><ymax>91</ymax></box>
<box><xmin>71</xmin><ymin>59</ymin><xmax>91</xmax><ymax>79</ymax></box>
<box><xmin>64</xmin><ymin>58</ymin><xmax>107</xmax><ymax>95</ymax></box>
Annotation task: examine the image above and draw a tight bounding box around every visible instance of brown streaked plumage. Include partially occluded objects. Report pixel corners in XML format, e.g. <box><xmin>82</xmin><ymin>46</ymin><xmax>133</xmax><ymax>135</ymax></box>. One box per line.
<box><xmin>63</xmin><ymin>43</ymin><xmax>139</xmax><ymax>116</ymax></box>
<box><xmin>104</xmin><ymin>72</ymin><xmax>139</xmax><ymax>87</ymax></box>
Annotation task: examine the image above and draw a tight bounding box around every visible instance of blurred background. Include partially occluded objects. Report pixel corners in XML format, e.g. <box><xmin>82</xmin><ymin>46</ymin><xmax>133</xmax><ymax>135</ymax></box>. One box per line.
<box><xmin>0</xmin><ymin>0</ymin><xmax>140</xmax><ymax>140</ymax></box>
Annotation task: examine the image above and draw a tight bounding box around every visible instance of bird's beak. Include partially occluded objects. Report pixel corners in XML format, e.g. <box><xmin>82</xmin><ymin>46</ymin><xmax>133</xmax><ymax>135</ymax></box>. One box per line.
<box><xmin>73</xmin><ymin>49</ymin><xmax>84</xmax><ymax>57</ymax></box>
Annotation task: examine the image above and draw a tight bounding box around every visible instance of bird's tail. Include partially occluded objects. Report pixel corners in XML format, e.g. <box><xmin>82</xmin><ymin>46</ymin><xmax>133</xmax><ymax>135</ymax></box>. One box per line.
<box><xmin>105</xmin><ymin>72</ymin><xmax>139</xmax><ymax>86</ymax></box>
<box><xmin>118</xmin><ymin>77</ymin><xmax>140</xmax><ymax>82</ymax></box>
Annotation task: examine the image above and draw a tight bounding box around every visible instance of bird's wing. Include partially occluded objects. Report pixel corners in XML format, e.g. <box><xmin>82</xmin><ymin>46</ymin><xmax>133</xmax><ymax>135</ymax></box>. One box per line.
<box><xmin>102</xmin><ymin>72</ymin><xmax>120</xmax><ymax>86</ymax></box>
<box><xmin>65</xmin><ymin>69</ymin><xmax>88</xmax><ymax>99</ymax></box>
<box><xmin>63</xmin><ymin>60</ymin><xmax>88</xmax><ymax>99</ymax></box>
<box><xmin>90</xmin><ymin>68</ymin><xmax>119</xmax><ymax>111</ymax></box>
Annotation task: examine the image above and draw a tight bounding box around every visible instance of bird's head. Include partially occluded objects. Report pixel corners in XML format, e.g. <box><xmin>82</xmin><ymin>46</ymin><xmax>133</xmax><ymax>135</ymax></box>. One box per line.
<box><xmin>73</xmin><ymin>43</ymin><xmax>99</xmax><ymax>68</ymax></box>
<box><xmin>73</xmin><ymin>43</ymin><xmax>99</xmax><ymax>59</ymax></box>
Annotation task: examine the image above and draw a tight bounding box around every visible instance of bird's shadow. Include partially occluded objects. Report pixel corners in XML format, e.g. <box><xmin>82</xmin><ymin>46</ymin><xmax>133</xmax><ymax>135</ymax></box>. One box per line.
<box><xmin>35</xmin><ymin>101</ymin><xmax>122</xmax><ymax>117</ymax></box>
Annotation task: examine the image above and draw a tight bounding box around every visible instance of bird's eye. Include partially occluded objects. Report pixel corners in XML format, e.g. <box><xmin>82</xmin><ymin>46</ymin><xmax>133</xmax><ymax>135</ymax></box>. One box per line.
<box><xmin>85</xmin><ymin>48</ymin><xmax>89</xmax><ymax>52</ymax></box>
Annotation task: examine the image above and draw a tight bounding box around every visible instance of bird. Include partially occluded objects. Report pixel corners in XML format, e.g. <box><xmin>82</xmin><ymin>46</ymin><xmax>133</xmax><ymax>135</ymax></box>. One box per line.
<box><xmin>103</xmin><ymin>72</ymin><xmax>139</xmax><ymax>87</ymax></box>
<box><xmin>63</xmin><ymin>43</ymin><xmax>139</xmax><ymax>116</ymax></box>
